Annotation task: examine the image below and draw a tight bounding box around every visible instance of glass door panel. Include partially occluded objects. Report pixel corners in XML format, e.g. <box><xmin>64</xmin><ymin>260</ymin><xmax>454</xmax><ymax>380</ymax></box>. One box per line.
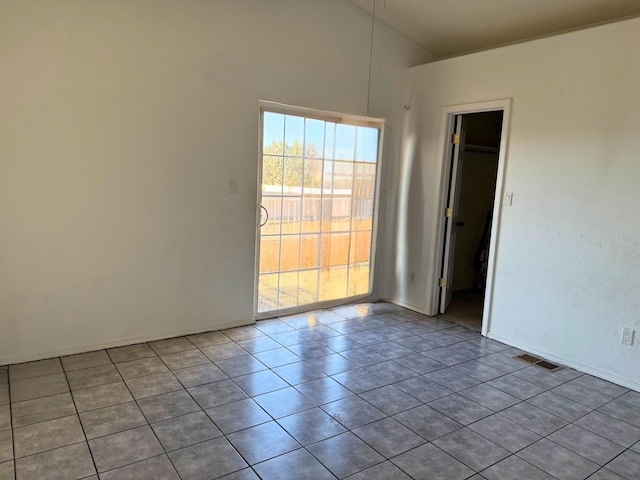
<box><xmin>257</xmin><ymin>108</ymin><xmax>381</xmax><ymax>315</ymax></box>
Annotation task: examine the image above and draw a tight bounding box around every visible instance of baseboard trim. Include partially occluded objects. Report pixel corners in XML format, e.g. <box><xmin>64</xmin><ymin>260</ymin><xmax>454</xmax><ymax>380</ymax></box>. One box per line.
<box><xmin>488</xmin><ymin>332</ymin><xmax>640</xmax><ymax>393</ymax></box>
<box><xmin>9</xmin><ymin>307</ymin><xmax>636</xmax><ymax>394</ymax></box>
<box><xmin>0</xmin><ymin>318</ymin><xmax>254</xmax><ymax>366</ymax></box>
<box><xmin>380</xmin><ymin>297</ymin><xmax>430</xmax><ymax>316</ymax></box>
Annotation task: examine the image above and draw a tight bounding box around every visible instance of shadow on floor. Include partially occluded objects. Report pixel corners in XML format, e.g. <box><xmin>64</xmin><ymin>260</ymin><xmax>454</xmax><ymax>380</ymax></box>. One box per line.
<box><xmin>438</xmin><ymin>291</ymin><xmax>484</xmax><ymax>332</ymax></box>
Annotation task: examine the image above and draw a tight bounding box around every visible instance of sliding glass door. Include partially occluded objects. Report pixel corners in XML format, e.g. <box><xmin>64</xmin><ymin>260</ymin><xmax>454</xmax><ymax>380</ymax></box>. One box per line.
<box><xmin>255</xmin><ymin>106</ymin><xmax>382</xmax><ymax>316</ymax></box>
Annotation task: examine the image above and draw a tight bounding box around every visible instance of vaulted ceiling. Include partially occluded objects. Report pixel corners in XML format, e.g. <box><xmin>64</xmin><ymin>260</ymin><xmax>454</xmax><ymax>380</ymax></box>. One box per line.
<box><xmin>346</xmin><ymin>0</ymin><xmax>640</xmax><ymax>57</ymax></box>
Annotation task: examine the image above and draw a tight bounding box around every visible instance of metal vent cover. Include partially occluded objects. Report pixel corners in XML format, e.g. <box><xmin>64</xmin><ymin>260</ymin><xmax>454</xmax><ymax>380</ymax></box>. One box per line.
<box><xmin>517</xmin><ymin>354</ymin><xmax>541</xmax><ymax>364</ymax></box>
<box><xmin>517</xmin><ymin>353</ymin><xmax>563</xmax><ymax>372</ymax></box>
<box><xmin>535</xmin><ymin>360</ymin><xmax>563</xmax><ymax>372</ymax></box>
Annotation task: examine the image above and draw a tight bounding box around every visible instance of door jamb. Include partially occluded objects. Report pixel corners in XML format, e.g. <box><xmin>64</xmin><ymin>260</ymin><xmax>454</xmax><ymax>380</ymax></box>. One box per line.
<box><xmin>432</xmin><ymin>99</ymin><xmax>512</xmax><ymax>337</ymax></box>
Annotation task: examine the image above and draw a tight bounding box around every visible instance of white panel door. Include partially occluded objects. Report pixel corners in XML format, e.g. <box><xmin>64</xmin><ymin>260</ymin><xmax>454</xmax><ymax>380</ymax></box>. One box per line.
<box><xmin>440</xmin><ymin>115</ymin><xmax>466</xmax><ymax>313</ymax></box>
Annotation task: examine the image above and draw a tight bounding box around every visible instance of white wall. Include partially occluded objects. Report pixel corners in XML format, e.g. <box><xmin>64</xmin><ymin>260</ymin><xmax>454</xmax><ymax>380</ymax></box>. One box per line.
<box><xmin>392</xmin><ymin>17</ymin><xmax>640</xmax><ymax>389</ymax></box>
<box><xmin>0</xmin><ymin>0</ymin><xmax>431</xmax><ymax>364</ymax></box>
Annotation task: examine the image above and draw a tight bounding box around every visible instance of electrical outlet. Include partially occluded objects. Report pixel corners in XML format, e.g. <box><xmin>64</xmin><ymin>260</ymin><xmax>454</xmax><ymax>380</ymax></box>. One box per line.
<box><xmin>621</xmin><ymin>328</ymin><xmax>634</xmax><ymax>346</ymax></box>
<box><xmin>410</xmin><ymin>271</ymin><xmax>416</xmax><ymax>282</ymax></box>
<box><xmin>228</xmin><ymin>178</ymin><xmax>238</xmax><ymax>194</ymax></box>
<box><xmin>504</xmin><ymin>192</ymin><xmax>513</xmax><ymax>206</ymax></box>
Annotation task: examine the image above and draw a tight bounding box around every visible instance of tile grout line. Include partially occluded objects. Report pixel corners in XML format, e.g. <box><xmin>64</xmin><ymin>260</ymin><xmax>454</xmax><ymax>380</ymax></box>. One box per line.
<box><xmin>4</xmin><ymin>306</ymin><xmax>639</xmax><ymax>480</ymax></box>
<box><xmin>295</xmin><ymin>314</ymin><xmax>635</xmax><ymax>478</ymax></box>
<box><xmin>241</xmin><ymin>316</ymin><xmax>472</xmax><ymax>477</ymax></box>
<box><xmin>6</xmin><ymin>368</ymin><xmax>16</xmax><ymax>480</ymax></box>
<box><xmin>96</xmin><ymin>452</ymin><xmax>169</xmax><ymax>479</ymax></box>
<box><xmin>294</xmin><ymin>313</ymin><xmax>629</xmax><ymax>477</ymax></box>
<box><xmin>193</xmin><ymin>325</ymin><xmax>390</xmax><ymax>478</ymax></box>
<box><xmin>59</xmin><ymin>362</ymin><xmax>101</xmax><ymax>479</ymax></box>
<box><xmin>110</xmin><ymin>343</ymin><xmax>186</xmax><ymax>480</ymax></box>
<box><xmin>494</xmin><ymin>373</ymin><xmax>636</xmax><ymax>476</ymax></box>
<box><xmin>8</xmin><ymin>439</ymin><xmax>90</xmax><ymax>464</ymax></box>
<box><xmin>151</xmin><ymin>334</ymin><xmax>282</xmax><ymax>479</ymax></box>
<box><xmin>472</xmin><ymin>386</ymin><xmax>636</xmax><ymax>479</ymax></box>
<box><xmin>442</xmin><ymin>370</ymin><xmax>632</xmax><ymax>475</ymax></box>
<box><xmin>188</xmin><ymin>335</ymin><xmax>298</xmax><ymax>480</ymax></box>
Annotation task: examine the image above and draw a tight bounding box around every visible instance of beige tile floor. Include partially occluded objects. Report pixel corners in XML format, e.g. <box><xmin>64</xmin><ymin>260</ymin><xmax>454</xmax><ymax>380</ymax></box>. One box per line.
<box><xmin>0</xmin><ymin>302</ymin><xmax>639</xmax><ymax>480</ymax></box>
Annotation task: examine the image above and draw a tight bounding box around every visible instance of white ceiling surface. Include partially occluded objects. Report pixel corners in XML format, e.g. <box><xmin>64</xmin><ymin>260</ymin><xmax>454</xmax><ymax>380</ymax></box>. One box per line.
<box><xmin>347</xmin><ymin>0</ymin><xmax>640</xmax><ymax>57</ymax></box>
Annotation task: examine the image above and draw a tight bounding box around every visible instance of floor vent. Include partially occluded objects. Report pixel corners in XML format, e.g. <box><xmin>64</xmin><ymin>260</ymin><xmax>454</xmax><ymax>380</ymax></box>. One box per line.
<box><xmin>517</xmin><ymin>354</ymin><xmax>541</xmax><ymax>364</ymax></box>
<box><xmin>535</xmin><ymin>360</ymin><xmax>563</xmax><ymax>372</ymax></box>
<box><xmin>517</xmin><ymin>354</ymin><xmax>563</xmax><ymax>372</ymax></box>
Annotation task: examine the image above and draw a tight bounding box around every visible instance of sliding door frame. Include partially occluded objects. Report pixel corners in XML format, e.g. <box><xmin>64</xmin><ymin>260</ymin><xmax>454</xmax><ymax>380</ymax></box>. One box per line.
<box><xmin>253</xmin><ymin>101</ymin><xmax>385</xmax><ymax>320</ymax></box>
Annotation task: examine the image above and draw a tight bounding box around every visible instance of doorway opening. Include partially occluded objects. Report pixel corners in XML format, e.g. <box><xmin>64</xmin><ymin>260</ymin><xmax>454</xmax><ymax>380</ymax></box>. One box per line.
<box><xmin>438</xmin><ymin>110</ymin><xmax>504</xmax><ymax>331</ymax></box>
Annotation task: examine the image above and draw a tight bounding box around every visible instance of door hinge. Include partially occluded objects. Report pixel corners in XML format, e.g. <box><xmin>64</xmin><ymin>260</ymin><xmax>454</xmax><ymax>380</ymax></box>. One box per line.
<box><xmin>445</xmin><ymin>207</ymin><xmax>453</xmax><ymax>218</ymax></box>
<box><xmin>451</xmin><ymin>133</ymin><xmax>460</xmax><ymax>144</ymax></box>
<box><xmin>439</xmin><ymin>278</ymin><xmax>446</xmax><ymax>288</ymax></box>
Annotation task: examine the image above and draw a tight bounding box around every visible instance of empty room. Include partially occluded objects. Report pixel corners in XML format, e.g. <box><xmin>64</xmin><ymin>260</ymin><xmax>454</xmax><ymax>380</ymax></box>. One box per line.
<box><xmin>1</xmin><ymin>1</ymin><xmax>639</xmax><ymax>479</ymax></box>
